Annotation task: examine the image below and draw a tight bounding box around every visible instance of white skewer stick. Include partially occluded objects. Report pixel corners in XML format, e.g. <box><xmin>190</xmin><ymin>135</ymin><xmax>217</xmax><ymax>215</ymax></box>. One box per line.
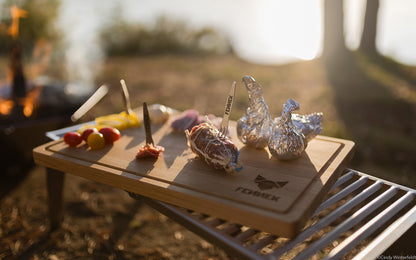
<box><xmin>120</xmin><ymin>79</ymin><xmax>133</xmax><ymax>115</ymax></box>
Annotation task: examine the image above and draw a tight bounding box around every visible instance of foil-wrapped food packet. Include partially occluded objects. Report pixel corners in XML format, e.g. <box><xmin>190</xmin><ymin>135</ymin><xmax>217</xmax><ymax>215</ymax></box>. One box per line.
<box><xmin>291</xmin><ymin>112</ymin><xmax>323</xmax><ymax>141</ymax></box>
<box><xmin>236</xmin><ymin>76</ymin><xmax>273</xmax><ymax>149</ymax></box>
<box><xmin>268</xmin><ymin>99</ymin><xmax>308</xmax><ymax>160</ymax></box>
<box><xmin>274</xmin><ymin>112</ymin><xmax>323</xmax><ymax>141</ymax></box>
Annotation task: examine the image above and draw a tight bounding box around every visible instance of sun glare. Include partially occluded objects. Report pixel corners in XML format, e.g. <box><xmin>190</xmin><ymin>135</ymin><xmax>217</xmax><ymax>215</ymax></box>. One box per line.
<box><xmin>238</xmin><ymin>0</ymin><xmax>322</xmax><ymax>63</ymax></box>
<box><xmin>273</xmin><ymin>0</ymin><xmax>322</xmax><ymax>61</ymax></box>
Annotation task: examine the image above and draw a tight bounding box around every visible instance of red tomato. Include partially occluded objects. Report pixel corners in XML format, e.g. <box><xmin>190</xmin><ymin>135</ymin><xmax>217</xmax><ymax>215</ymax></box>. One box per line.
<box><xmin>81</xmin><ymin>127</ymin><xmax>98</xmax><ymax>141</ymax></box>
<box><xmin>64</xmin><ymin>132</ymin><xmax>83</xmax><ymax>147</ymax></box>
<box><xmin>99</xmin><ymin>127</ymin><xmax>121</xmax><ymax>144</ymax></box>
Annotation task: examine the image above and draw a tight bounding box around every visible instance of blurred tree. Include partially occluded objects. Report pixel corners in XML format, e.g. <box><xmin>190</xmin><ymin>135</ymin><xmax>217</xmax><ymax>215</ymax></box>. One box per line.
<box><xmin>359</xmin><ymin>0</ymin><xmax>380</xmax><ymax>54</ymax></box>
<box><xmin>321</xmin><ymin>0</ymin><xmax>348</xmax><ymax>61</ymax></box>
<box><xmin>0</xmin><ymin>0</ymin><xmax>61</xmax><ymax>55</ymax></box>
<box><xmin>100</xmin><ymin>15</ymin><xmax>232</xmax><ymax>57</ymax></box>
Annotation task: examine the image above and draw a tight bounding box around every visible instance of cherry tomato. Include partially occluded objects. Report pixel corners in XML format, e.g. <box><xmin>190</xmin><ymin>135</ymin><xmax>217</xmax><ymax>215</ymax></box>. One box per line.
<box><xmin>87</xmin><ymin>132</ymin><xmax>106</xmax><ymax>150</ymax></box>
<box><xmin>81</xmin><ymin>127</ymin><xmax>98</xmax><ymax>141</ymax></box>
<box><xmin>99</xmin><ymin>127</ymin><xmax>121</xmax><ymax>144</ymax></box>
<box><xmin>64</xmin><ymin>132</ymin><xmax>83</xmax><ymax>147</ymax></box>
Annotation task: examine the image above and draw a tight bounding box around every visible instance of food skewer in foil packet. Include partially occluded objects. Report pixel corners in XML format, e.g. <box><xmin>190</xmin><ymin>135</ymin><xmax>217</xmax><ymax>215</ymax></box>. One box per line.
<box><xmin>236</xmin><ymin>76</ymin><xmax>273</xmax><ymax>149</ymax></box>
<box><xmin>186</xmin><ymin>82</ymin><xmax>242</xmax><ymax>173</ymax></box>
<box><xmin>136</xmin><ymin>102</ymin><xmax>165</xmax><ymax>159</ymax></box>
<box><xmin>268</xmin><ymin>99</ymin><xmax>307</xmax><ymax>160</ymax></box>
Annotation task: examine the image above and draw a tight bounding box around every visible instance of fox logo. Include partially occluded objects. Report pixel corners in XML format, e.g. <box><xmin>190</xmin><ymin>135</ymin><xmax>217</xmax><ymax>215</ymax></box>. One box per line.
<box><xmin>254</xmin><ymin>175</ymin><xmax>288</xmax><ymax>190</ymax></box>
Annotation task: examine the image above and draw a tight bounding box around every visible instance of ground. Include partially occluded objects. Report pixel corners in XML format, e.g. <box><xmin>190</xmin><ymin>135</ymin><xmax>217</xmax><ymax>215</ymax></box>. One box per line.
<box><xmin>1</xmin><ymin>53</ymin><xmax>416</xmax><ymax>259</ymax></box>
<box><xmin>1</xmin><ymin>166</ymin><xmax>230</xmax><ymax>259</ymax></box>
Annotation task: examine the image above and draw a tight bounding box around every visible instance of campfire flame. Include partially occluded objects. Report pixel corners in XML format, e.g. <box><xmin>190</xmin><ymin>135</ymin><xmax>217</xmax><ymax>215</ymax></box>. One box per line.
<box><xmin>0</xmin><ymin>100</ymin><xmax>14</xmax><ymax>115</ymax></box>
<box><xmin>8</xmin><ymin>5</ymin><xmax>27</xmax><ymax>39</ymax></box>
<box><xmin>22</xmin><ymin>87</ymin><xmax>41</xmax><ymax>117</ymax></box>
<box><xmin>0</xmin><ymin>88</ymin><xmax>41</xmax><ymax>118</ymax></box>
<box><xmin>0</xmin><ymin>5</ymin><xmax>49</xmax><ymax>119</ymax></box>
<box><xmin>0</xmin><ymin>5</ymin><xmax>33</xmax><ymax>118</ymax></box>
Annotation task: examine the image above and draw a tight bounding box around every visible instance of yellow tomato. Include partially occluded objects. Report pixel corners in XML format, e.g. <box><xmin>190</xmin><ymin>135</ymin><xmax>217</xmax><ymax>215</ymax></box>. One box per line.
<box><xmin>87</xmin><ymin>132</ymin><xmax>106</xmax><ymax>150</ymax></box>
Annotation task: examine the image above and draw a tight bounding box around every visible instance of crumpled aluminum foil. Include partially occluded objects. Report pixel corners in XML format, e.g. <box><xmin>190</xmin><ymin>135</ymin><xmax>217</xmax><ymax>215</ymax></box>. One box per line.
<box><xmin>268</xmin><ymin>99</ymin><xmax>308</xmax><ymax>160</ymax></box>
<box><xmin>236</xmin><ymin>76</ymin><xmax>273</xmax><ymax>149</ymax></box>
<box><xmin>274</xmin><ymin>112</ymin><xmax>323</xmax><ymax>141</ymax></box>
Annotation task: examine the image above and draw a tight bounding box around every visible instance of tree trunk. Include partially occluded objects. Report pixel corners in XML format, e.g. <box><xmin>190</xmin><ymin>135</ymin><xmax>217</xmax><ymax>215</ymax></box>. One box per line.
<box><xmin>360</xmin><ymin>0</ymin><xmax>380</xmax><ymax>54</ymax></box>
<box><xmin>322</xmin><ymin>0</ymin><xmax>347</xmax><ymax>60</ymax></box>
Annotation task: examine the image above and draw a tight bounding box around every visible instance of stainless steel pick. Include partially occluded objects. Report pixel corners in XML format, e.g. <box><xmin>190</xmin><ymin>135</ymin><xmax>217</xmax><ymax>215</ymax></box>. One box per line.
<box><xmin>219</xmin><ymin>81</ymin><xmax>236</xmax><ymax>137</ymax></box>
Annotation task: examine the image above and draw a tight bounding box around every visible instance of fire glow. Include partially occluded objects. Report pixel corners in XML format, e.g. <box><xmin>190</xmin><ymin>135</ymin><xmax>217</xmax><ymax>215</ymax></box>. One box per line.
<box><xmin>0</xmin><ymin>89</ymin><xmax>40</xmax><ymax>117</ymax></box>
<box><xmin>0</xmin><ymin>5</ymin><xmax>47</xmax><ymax>118</ymax></box>
<box><xmin>0</xmin><ymin>100</ymin><xmax>13</xmax><ymax>115</ymax></box>
<box><xmin>8</xmin><ymin>5</ymin><xmax>27</xmax><ymax>39</ymax></box>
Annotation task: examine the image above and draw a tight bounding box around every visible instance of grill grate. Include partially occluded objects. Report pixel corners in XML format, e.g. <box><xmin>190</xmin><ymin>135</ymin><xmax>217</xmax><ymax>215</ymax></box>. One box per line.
<box><xmin>143</xmin><ymin>169</ymin><xmax>416</xmax><ymax>260</ymax></box>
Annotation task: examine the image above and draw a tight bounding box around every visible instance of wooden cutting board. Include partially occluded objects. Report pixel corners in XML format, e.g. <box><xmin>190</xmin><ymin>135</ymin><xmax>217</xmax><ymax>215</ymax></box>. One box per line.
<box><xmin>33</xmin><ymin>119</ymin><xmax>354</xmax><ymax>238</ymax></box>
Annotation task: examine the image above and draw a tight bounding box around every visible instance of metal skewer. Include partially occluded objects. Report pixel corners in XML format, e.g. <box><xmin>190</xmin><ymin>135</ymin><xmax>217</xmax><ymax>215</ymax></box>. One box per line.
<box><xmin>143</xmin><ymin>102</ymin><xmax>154</xmax><ymax>145</ymax></box>
<box><xmin>219</xmin><ymin>81</ymin><xmax>236</xmax><ymax>137</ymax></box>
<box><xmin>120</xmin><ymin>79</ymin><xmax>133</xmax><ymax>115</ymax></box>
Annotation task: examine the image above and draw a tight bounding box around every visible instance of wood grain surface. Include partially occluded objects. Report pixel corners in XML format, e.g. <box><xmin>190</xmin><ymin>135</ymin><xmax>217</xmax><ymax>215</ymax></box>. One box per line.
<box><xmin>33</xmin><ymin>119</ymin><xmax>354</xmax><ymax>237</ymax></box>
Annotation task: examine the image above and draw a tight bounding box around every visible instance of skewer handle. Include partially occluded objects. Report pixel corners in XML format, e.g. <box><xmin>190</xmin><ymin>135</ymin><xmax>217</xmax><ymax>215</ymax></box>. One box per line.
<box><xmin>120</xmin><ymin>79</ymin><xmax>133</xmax><ymax>115</ymax></box>
<box><xmin>220</xmin><ymin>81</ymin><xmax>236</xmax><ymax>136</ymax></box>
<box><xmin>70</xmin><ymin>84</ymin><xmax>108</xmax><ymax>122</ymax></box>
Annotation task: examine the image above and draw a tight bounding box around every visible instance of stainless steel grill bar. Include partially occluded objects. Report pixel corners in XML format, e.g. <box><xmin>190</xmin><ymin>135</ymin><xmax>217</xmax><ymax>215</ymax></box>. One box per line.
<box><xmin>234</xmin><ymin>228</ymin><xmax>258</xmax><ymax>242</ymax></box>
<box><xmin>352</xmin><ymin>205</ymin><xmax>416</xmax><ymax>260</ymax></box>
<box><xmin>329</xmin><ymin>169</ymin><xmax>356</xmax><ymax>191</ymax></box>
<box><xmin>143</xmin><ymin>197</ymin><xmax>263</xmax><ymax>260</ymax></box>
<box><xmin>271</xmin><ymin>180</ymin><xmax>384</xmax><ymax>258</ymax></box>
<box><xmin>312</xmin><ymin>175</ymin><xmax>368</xmax><ymax>217</ymax></box>
<box><xmin>325</xmin><ymin>192</ymin><xmax>415</xmax><ymax>259</ymax></box>
<box><xmin>292</xmin><ymin>186</ymin><xmax>399</xmax><ymax>260</ymax></box>
<box><xmin>247</xmin><ymin>235</ymin><xmax>278</xmax><ymax>251</ymax></box>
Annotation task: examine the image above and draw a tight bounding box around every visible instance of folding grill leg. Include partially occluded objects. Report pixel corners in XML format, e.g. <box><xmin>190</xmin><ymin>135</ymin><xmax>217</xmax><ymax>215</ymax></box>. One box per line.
<box><xmin>46</xmin><ymin>168</ymin><xmax>65</xmax><ymax>231</ymax></box>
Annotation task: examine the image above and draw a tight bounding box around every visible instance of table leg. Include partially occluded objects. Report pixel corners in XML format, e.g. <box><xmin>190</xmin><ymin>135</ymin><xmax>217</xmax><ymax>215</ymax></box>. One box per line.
<box><xmin>46</xmin><ymin>168</ymin><xmax>65</xmax><ymax>231</ymax></box>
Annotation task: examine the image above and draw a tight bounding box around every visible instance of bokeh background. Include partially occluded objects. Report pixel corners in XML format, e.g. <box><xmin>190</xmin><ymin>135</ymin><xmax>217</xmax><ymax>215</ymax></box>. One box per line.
<box><xmin>1</xmin><ymin>0</ymin><xmax>416</xmax><ymax>259</ymax></box>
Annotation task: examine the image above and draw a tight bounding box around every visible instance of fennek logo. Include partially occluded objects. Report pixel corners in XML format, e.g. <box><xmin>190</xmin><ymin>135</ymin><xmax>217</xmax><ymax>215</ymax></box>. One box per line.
<box><xmin>233</xmin><ymin>175</ymin><xmax>288</xmax><ymax>203</ymax></box>
<box><xmin>254</xmin><ymin>175</ymin><xmax>288</xmax><ymax>190</ymax></box>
